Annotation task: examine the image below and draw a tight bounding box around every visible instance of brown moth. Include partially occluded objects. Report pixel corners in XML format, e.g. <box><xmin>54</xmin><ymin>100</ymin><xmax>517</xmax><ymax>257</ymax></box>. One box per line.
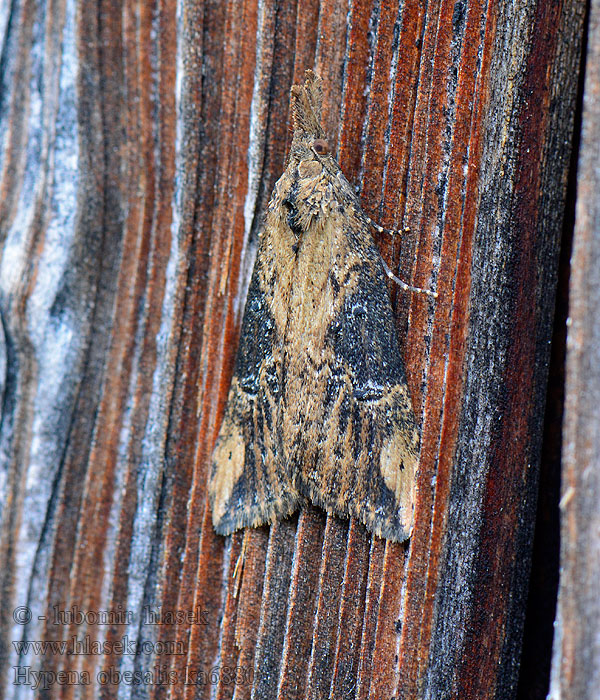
<box><xmin>210</xmin><ymin>70</ymin><xmax>430</xmax><ymax>543</ymax></box>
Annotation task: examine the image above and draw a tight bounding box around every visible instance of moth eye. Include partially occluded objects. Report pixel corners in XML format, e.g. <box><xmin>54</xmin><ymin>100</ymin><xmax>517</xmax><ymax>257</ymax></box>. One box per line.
<box><xmin>312</xmin><ymin>138</ymin><xmax>330</xmax><ymax>155</ymax></box>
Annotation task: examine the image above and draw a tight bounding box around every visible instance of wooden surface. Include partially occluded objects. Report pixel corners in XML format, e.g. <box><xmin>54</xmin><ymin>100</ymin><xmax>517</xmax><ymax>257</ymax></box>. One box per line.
<box><xmin>549</xmin><ymin>0</ymin><xmax>600</xmax><ymax>697</ymax></box>
<box><xmin>0</xmin><ymin>0</ymin><xmax>586</xmax><ymax>699</ymax></box>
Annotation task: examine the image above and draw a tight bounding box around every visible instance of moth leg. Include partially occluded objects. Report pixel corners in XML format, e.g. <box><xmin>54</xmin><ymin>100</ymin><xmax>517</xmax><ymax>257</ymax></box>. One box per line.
<box><xmin>380</xmin><ymin>256</ymin><xmax>438</xmax><ymax>298</ymax></box>
<box><xmin>233</xmin><ymin>531</ymin><xmax>248</xmax><ymax>599</ymax></box>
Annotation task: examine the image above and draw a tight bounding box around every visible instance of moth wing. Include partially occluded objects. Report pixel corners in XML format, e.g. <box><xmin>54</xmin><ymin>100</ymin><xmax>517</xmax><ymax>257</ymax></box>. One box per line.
<box><xmin>289</xmin><ymin>207</ymin><xmax>420</xmax><ymax>543</ymax></box>
<box><xmin>210</xmin><ymin>223</ymin><xmax>301</xmax><ymax>536</ymax></box>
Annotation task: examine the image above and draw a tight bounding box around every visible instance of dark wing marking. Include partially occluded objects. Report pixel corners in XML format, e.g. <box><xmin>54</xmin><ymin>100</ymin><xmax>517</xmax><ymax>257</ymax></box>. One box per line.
<box><xmin>209</xmin><ymin>216</ymin><xmax>301</xmax><ymax>535</ymax></box>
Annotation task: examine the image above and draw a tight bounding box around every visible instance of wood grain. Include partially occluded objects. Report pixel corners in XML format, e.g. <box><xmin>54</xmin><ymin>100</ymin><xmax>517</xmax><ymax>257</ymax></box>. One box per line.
<box><xmin>549</xmin><ymin>0</ymin><xmax>600</xmax><ymax>697</ymax></box>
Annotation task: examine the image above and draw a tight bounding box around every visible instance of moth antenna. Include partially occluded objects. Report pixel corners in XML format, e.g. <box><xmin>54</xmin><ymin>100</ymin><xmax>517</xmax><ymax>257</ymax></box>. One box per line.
<box><xmin>380</xmin><ymin>257</ymin><xmax>438</xmax><ymax>298</ymax></box>
<box><xmin>364</xmin><ymin>212</ymin><xmax>410</xmax><ymax>237</ymax></box>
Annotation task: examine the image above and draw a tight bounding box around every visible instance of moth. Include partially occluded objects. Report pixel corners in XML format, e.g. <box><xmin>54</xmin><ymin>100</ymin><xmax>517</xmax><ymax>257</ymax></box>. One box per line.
<box><xmin>210</xmin><ymin>70</ymin><xmax>434</xmax><ymax>543</ymax></box>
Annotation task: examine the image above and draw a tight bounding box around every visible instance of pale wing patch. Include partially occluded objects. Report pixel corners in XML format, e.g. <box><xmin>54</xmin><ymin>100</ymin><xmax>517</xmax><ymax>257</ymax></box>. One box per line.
<box><xmin>380</xmin><ymin>431</ymin><xmax>417</xmax><ymax>519</ymax></box>
<box><xmin>211</xmin><ymin>424</ymin><xmax>245</xmax><ymax>523</ymax></box>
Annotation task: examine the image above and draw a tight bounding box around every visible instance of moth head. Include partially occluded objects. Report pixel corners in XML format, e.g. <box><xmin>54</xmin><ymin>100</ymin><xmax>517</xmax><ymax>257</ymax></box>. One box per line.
<box><xmin>311</xmin><ymin>138</ymin><xmax>330</xmax><ymax>157</ymax></box>
<box><xmin>289</xmin><ymin>71</ymin><xmax>332</xmax><ymax>164</ymax></box>
<box><xmin>289</xmin><ymin>134</ymin><xmax>330</xmax><ymax>166</ymax></box>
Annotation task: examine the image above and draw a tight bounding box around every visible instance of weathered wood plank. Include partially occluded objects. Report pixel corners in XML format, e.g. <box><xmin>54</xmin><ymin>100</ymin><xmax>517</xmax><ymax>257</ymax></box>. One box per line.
<box><xmin>549</xmin><ymin>0</ymin><xmax>600</xmax><ymax>697</ymax></box>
